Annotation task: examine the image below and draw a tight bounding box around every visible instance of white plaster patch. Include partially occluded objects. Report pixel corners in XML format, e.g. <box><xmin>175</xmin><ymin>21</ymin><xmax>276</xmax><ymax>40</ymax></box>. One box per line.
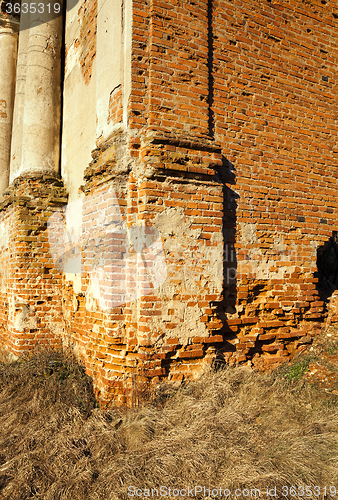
<box><xmin>65</xmin><ymin>39</ymin><xmax>79</xmax><ymax>79</ymax></box>
<box><xmin>66</xmin><ymin>196</ymin><xmax>83</xmax><ymax>242</ymax></box>
<box><xmin>273</xmin><ymin>235</ymin><xmax>286</xmax><ymax>254</ymax></box>
<box><xmin>240</xmin><ymin>223</ymin><xmax>257</xmax><ymax>245</ymax></box>
<box><xmin>182</xmin><ymin>305</ymin><xmax>208</xmax><ymax>341</ymax></box>
<box><xmin>85</xmin><ymin>280</ymin><xmax>98</xmax><ymax>312</ymax></box>
<box><xmin>0</xmin><ymin>220</ymin><xmax>9</xmax><ymax>249</ymax></box>
<box><xmin>154</xmin><ymin>206</ymin><xmax>202</xmax><ymax>241</ymax></box>
<box><xmin>239</xmin><ymin>224</ymin><xmax>304</xmax><ymax>280</ymax></box>
<box><xmin>11</xmin><ymin>297</ymin><xmax>37</xmax><ymax>332</ymax></box>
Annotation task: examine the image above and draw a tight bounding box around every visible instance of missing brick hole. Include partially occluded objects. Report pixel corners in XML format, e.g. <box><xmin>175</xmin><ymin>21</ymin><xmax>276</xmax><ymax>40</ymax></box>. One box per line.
<box><xmin>315</xmin><ymin>231</ymin><xmax>338</xmax><ymax>304</ymax></box>
<box><xmin>211</xmin><ymin>356</ymin><xmax>228</xmax><ymax>372</ymax></box>
<box><xmin>333</xmin><ymin>12</ymin><xmax>338</xmax><ymax>18</ymax></box>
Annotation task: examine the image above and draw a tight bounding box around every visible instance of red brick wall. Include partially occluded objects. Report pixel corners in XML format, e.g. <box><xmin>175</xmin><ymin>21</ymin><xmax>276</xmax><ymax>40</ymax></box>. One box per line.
<box><xmin>0</xmin><ymin>209</ymin><xmax>10</xmax><ymax>359</ymax></box>
<box><xmin>211</xmin><ymin>0</ymin><xmax>338</xmax><ymax>367</ymax></box>
<box><xmin>130</xmin><ymin>0</ymin><xmax>211</xmax><ymax>136</ymax></box>
<box><xmin>108</xmin><ymin>85</ymin><xmax>123</xmax><ymax>125</ymax></box>
<box><xmin>0</xmin><ymin>174</ymin><xmax>67</xmax><ymax>358</ymax></box>
<box><xmin>127</xmin><ymin>0</ymin><xmax>338</xmax><ymax>372</ymax></box>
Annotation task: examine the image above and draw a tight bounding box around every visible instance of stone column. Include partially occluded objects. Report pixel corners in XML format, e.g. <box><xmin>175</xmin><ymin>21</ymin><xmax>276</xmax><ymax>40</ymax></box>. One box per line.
<box><xmin>0</xmin><ymin>12</ymin><xmax>19</xmax><ymax>195</ymax></box>
<box><xmin>9</xmin><ymin>12</ymin><xmax>30</xmax><ymax>182</ymax></box>
<box><xmin>18</xmin><ymin>2</ymin><xmax>63</xmax><ymax>178</ymax></box>
<box><xmin>5</xmin><ymin>4</ymin><xmax>65</xmax><ymax>358</ymax></box>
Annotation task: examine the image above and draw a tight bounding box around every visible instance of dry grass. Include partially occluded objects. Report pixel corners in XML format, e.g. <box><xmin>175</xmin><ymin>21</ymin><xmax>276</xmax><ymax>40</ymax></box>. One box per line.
<box><xmin>0</xmin><ymin>348</ymin><xmax>338</xmax><ymax>499</ymax></box>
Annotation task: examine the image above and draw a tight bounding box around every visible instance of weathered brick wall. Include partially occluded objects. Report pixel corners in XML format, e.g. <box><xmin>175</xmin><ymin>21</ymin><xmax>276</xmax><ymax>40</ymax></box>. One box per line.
<box><xmin>1</xmin><ymin>0</ymin><xmax>337</xmax><ymax>403</ymax></box>
<box><xmin>0</xmin><ymin>207</ymin><xmax>10</xmax><ymax>358</ymax></box>
<box><xmin>108</xmin><ymin>85</ymin><xmax>123</xmax><ymax>126</ymax></box>
<box><xmin>126</xmin><ymin>0</ymin><xmax>338</xmax><ymax>373</ymax></box>
<box><xmin>0</xmin><ymin>174</ymin><xmax>67</xmax><ymax>358</ymax></box>
<box><xmin>211</xmin><ymin>0</ymin><xmax>338</xmax><ymax>368</ymax></box>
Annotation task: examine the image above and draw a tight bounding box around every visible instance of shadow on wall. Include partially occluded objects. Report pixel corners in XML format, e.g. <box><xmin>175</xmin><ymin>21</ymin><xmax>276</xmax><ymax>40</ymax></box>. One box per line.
<box><xmin>213</xmin><ymin>157</ymin><xmax>239</xmax><ymax>365</ymax></box>
<box><xmin>315</xmin><ymin>231</ymin><xmax>338</xmax><ymax>305</ymax></box>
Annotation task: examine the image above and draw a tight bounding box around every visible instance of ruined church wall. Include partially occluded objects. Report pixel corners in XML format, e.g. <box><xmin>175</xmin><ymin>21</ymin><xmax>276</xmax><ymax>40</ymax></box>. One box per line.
<box><xmin>0</xmin><ymin>0</ymin><xmax>338</xmax><ymax>403</ymax></box>
<box><xmin>212</xmin><ymin>0</ymin><xmax>338</xmax><ymax>368</ymax></box>
<box><xmin>121</xmin><ymin>0</ymin><xmax>338</xmax><ymax>376</ymax></box>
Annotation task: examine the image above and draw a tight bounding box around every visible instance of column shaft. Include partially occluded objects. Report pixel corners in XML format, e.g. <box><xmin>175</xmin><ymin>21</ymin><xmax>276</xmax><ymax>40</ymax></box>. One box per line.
<box><xmin>20</xmin><ymin>4</ymin><xmax>63</xmax><ymax>176</ymax></box>
<box><xmin>9</xmin><ymin>13</ymin><xmax>29</xmax><ymax>182</ymax></box>
<box><xmin>0</xmin><ymin>14</ymin><xmax>18</xmax><ymax>194</ymax></box>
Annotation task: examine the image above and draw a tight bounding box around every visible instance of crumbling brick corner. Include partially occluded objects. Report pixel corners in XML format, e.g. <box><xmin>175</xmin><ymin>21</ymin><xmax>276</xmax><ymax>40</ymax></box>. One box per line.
<box><xmin>0</xmin><ymin>174</ymin><xmax>68</xmax><ymax>359</ymax></box>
